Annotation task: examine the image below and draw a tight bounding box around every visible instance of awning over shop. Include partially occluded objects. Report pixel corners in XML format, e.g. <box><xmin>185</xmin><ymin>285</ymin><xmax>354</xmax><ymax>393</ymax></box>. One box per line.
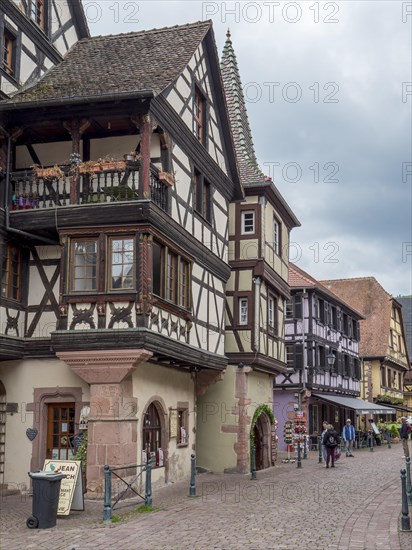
<box><xmin>312</xmin><ymin>393</ymin><xmax>396</xmax><ymax>415</ymax></box>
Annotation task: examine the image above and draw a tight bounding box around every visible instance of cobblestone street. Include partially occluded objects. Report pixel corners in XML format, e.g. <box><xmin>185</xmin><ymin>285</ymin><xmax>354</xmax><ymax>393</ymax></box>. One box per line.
<box><xmin>1</xmin><ymin>446</ymin><xmax>412</xmax><ymax>550</ymax></box>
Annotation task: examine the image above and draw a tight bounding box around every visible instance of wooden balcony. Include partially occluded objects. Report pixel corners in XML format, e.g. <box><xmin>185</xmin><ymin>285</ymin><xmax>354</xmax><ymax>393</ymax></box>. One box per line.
<box><xmin>9</xmin><ymin>161</ymin><xmax>168</xmax><ymax>212</ymax></box>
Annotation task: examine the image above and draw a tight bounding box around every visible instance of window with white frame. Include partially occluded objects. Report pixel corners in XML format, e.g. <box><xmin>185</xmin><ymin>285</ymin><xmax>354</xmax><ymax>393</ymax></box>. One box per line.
<box><xmin>239</xmin><ymin>297</ymin><xmax>248</xmax><ymax>325</ymax></box>
<box><xmin>268</xmin><ymin>295</ymin><xmax>278</xmax><ymax>334</ymax></box>
<box><xmin>109</xmin><ymin>237</ymin><xmax>135</xmax><ymax>290</ymax></box>
<box><xmin>273</xmin><ymin>217</ymin><xmax>280</xmax><ymax>256</ymax></box>
<box><xmin>241</xmin><ymin>211</ymin><xmax>255</xmax><ymax>235</ymax></box>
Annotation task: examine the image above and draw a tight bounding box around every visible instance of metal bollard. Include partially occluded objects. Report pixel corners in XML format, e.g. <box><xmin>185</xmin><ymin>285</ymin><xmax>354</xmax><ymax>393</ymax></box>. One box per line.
<box><xmin>297</xmin><ymin>440</ymin><xmax>302</xmax><ymax>469</ymax></box>
<box><xmin>401</xmin><ymin>469</ymin><xmax>411</xmax><ymax>531</ymax></box>
<box><xmin>369</xmin><ymin>432</ymin><xmax>374</xmax><ymax>452</ymax></box>
<box><xmin>303</xmin><ymin>436</ymin><xmax>307</xmax><ymax>459</ymax></box>
<box><xmin>387</xmin><ymin>432</ymin><xmax>391</xmax><ymax>449</ymax></box>
<box><xmin>103</xmin><ymin>464</ymin><xmax>112</xmax><ymax>521</ymax></box>
<box><xmin>189</xmin><ymin>454</ymin><xmax>196</xmax><ymax>497</ymax></box>
<box><xmin>406</xmin><ymin>457</ymin><xmax>412</xmax><ymax>506</ymax></box>
<box><xmin>251</xmin><ymin>445</ymin><xmax>257</xmax><ymax>480</ymax></box>
<box><xmin>318</xmin><ymin>437</ymin><xmax>323</xmax><ymax>464</ymax></box>
<box><xmin>145</xmin><ymin>460</ymin><xmax>152</xmax><ymax>506</ymax></box>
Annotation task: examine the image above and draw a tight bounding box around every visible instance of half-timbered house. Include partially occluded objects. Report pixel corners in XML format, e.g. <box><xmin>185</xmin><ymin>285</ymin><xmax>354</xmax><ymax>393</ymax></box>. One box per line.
<box><xmin>274</xmin><ymin>264</ymin><xmax>369</xmax><ymax>450</ymax></box>
<box><xmin>1</xmin><ymin>0</ymin><xmax>88</xmax><ymax>99</ymax></box>
<box><xmin>196</xmin><ymin>31</ymin><xmax>300</xmax><ymax>473</ymax></box>
<box><xmin>321</xmin><ymin>277</ymin><xmax>410</xmax><ymax>419</ymax></box>
<box><xmin>0</xmin><ymin>20</ymin><xmax>244</xmax><ymax>493</ymax></box>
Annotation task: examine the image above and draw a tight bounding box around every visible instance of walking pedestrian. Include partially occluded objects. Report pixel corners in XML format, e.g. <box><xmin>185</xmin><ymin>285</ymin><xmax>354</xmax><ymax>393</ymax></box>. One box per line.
<box><xmin>322</xmin><ymin>424</ymin><xmax>340</xmax><ymax>468</ymax></box>
<box><xmin>400</xmin><ymin>417</ymin><xmax>410</xmax><ymax>459</ymax></box>
<box><xmin>320</xmin><ymin>421</ymin><xmax>329</xmax><ymax>462</ymax></box>
<box><xmin>342</xmin><ymin>419</ymin><xmax>355</xmax><ymax>457</ymax></box>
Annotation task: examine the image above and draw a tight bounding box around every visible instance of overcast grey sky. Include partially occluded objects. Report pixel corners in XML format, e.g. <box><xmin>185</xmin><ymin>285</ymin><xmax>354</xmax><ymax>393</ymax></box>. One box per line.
<box><xmin>82</xmin><ymin>0</ymin><xmax>412</xmax><ymax>296</ymax></box>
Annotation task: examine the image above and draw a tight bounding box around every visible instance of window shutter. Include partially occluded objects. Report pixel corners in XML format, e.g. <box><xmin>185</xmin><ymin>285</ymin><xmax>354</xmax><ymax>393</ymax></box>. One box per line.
<box><xmin>349</xmin><ymin>356</ymin><xmax>354</xmax><ymax>378</ymax></box>
<box><xmin>337</xmin><ymin>352</ymin><xmax>343</xmax><ymax>375</ymax></box>
<box><xmin>352</xmin><ymin>320</ymin><xmax>358</xmax><ymax>341</ymax></box>
<box><xmin>295</xmin><ymin>343</ymin><xmax>303</xmax><ymax>370</ymax></box>
<box><xmin>337</xmin><ymin>309</ymin><xmax>342</xmax><ymax>331</ymax></box>
<box><xmin>294</xmin><ymin>294</ymin><xmax>302</xmax><ymax>319</ymax></box>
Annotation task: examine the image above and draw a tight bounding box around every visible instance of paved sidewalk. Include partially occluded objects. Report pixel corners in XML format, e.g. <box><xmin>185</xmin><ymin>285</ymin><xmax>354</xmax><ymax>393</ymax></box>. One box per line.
<box><xmin>1</xmin><ymin>446</ymin><xmax>412</xmax><ymax>549</ymax></box>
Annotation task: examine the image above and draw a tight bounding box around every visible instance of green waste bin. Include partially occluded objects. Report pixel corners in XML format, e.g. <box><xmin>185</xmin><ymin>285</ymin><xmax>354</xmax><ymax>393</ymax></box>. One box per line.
<box><xmin>27</xmin><ymin>471</ymin><xmax>65</xmax><ymax>529</ymax></box>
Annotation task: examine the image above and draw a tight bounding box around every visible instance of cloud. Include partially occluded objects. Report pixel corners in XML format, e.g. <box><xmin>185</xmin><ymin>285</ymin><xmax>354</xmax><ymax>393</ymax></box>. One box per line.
<box><xmin>84</xmin><ymin>0</ymin><xmax>412</xmax><ymax>295</ymax></box>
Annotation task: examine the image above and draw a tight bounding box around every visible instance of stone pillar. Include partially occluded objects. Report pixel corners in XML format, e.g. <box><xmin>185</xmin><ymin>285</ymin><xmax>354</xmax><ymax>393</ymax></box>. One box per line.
<box><xmin>57</xmin><ymin>349</ymin><xmax>152</xmax><ymax>495</ymax></box>
<box><xmin>234</xmin><ymin>365</ymin><xmax>252</xmax><ymax>473</ymax></box>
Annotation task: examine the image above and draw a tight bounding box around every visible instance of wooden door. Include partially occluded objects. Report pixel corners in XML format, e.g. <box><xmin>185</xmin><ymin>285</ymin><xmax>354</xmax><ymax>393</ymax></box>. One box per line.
<box><xmin>47</xmin><ymin>403</ymin><xmax>75</xmax><ymax>460</ymax></box>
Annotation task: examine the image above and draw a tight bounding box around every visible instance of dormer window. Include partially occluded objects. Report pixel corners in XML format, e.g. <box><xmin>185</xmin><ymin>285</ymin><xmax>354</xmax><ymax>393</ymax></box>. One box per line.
<box><xmin>194</xmin><ymin>86</ymin><xmax>206</xmax><ymax>144</ymax></box>
<box><xmin>241</xmin><ymin>211</ymin><xmax>255</xmax><ymax>235</ymax></box>
<box><xmin>273</xmin><ymin>216</ymin><xmax>281</xmax><ymax>256</ymax></box>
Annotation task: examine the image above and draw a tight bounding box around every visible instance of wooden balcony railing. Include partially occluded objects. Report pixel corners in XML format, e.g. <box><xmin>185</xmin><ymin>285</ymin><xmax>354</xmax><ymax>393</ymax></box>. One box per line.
<box><xmin>9</xmin><ymin>162</ymin><xmax>169</xmax><ymax>212</ymax></box>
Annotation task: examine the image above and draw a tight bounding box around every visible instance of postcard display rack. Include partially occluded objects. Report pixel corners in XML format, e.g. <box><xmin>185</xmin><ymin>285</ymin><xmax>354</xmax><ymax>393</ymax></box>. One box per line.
<box><xmin>293</xmin><ymin>412</ymin><xmax>308</xmax><ymax>455</ymax></box>
<box><xmin>282</xmin><ymin>421</ymin><xmax>295</xmax><ymax>463</ymax></box>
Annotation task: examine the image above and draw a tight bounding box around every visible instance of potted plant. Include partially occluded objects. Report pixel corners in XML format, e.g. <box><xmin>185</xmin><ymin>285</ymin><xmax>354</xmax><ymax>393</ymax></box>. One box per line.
<box><xmin>158</xmin><ymin>171</ymin><xmax>175</xmax><ymax>187</ymax></box>
<box><xmin>124</xmin><ymin>151</ymin><xmax>139</xmax><ymax>161</ymax></box>
<box><xmin>390</xmin><ymin>424</ymin><xmax>400</xmax><ymax>443</ymax></box>
<box><xmin>73</xmin><ymin>432</ymin><xmax>88</xmax><ymax>492</ymax></box>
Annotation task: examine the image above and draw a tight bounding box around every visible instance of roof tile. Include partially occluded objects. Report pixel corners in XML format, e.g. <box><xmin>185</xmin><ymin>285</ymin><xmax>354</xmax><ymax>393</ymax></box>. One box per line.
<box><xmin>8</xmin><ymin>21</ymin><xmax>212</xmax><ymax>103</ymax></box>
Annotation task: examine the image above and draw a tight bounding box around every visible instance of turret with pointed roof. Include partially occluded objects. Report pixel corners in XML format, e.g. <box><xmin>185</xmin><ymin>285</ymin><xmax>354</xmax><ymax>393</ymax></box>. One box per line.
<box><xmin>220</xmin><ymin>30</ymin><xmax>299</xmax><ymax>228</ymax></box>
<box><xmin>220</xmin><ymin>30</ymin><xmax>266</xmax><ymax>186</ymax></box>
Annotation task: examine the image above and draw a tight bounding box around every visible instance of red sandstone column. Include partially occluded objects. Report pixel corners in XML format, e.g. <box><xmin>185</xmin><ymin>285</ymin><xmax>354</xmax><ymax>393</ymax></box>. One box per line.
<box><xmin>57</xmin><ymin>349</ymin><xmax>152</xmax><ymax>495</ymax></box>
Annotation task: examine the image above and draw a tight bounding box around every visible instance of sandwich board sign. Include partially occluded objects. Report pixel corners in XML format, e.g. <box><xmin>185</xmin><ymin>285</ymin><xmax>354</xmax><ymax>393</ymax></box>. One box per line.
<box><xmin>43</xmin><ymin>460</ymin><xmax>84</xmax><ymax>515</ymax></box>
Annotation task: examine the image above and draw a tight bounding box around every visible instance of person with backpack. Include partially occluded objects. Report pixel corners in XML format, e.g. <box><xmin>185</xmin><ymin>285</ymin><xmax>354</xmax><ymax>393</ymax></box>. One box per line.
<box><xmin>342</xmin><ymin>419</ymin><xmax>355</xmax><ymax>457</ymax></box>
<box><xmin>320</xmin><ymin>421</ymin><xmax>329</xmax><ymax>462</ymax></box>
<box><xmin>400</xmin><ymin>417</ymin><xmax>411</xmax><ymax>459</ymax></box>
<box><xmin>322</xmin><ymin>424</ymin><xmax>340</xmax><ymax>468</ymax></box>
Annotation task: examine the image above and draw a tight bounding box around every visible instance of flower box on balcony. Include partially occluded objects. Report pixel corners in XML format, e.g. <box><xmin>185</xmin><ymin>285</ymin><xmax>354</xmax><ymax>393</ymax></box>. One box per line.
<box><xmin>33</xmin><ymin>165</ymin><xmax>64</xmax><ymax>179</ymax></box>
<box><xmin>78</xmin><ymin>160</ymin><xmax>126</xmax><ymax>175</ymax></box>
<box><xmin>158</xmin><ymin>171</ymin><xmax>175</xmax><ymax>187</ymax></box>
<box><xmin>79</xmin><ymin>162</ymin><xmax>102</xmax><ymax>174</ymax></box>
<box><xmin>101</xmin><ymin>161</ymin><xmax>126</xmax><ymax>171</ymax></box>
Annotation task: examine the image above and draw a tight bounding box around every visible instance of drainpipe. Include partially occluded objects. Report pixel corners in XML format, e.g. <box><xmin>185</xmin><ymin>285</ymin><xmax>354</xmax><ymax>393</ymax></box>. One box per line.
<box><xmin>299</xmin><ymin>288</ymin><xmax>308</xmax><ymax>412</ymax></box>
<box><xmin>2</xmin><ymin>127</ymin><xmax>59</xmax><ymax>245</ymax></box>
<box><xmin>259</xmin><ymin>196</ymin><xmax>266</xmax><ymax>260</ymax></box>
<box><xmin>253</xmin><ymin>277</ymin><xmax>261</xmax><ymax>353</ymax></box>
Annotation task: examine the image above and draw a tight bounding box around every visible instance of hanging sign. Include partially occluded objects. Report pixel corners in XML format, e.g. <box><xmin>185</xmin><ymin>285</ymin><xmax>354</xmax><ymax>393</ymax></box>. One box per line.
<box><xmin>43</xmin><ymin>460</ymin><xmax>84</xmax><ymax>515</ymax></box>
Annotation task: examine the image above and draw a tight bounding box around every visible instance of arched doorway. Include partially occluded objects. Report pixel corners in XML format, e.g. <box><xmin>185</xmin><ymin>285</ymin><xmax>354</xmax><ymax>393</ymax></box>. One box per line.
<box><xmin>0</xmin><ymin>381</ymin><xmax>6</xmax><ymax>488</ymax></box>
<box><xmin>142</xmin><ymin>400</ymin><xmax>167</xmax><ymax>470</ymax></box>
<box><xmin>252</xmin><ymin>410</ymin><xmax>271</xmax><ymax>471</ymax></box>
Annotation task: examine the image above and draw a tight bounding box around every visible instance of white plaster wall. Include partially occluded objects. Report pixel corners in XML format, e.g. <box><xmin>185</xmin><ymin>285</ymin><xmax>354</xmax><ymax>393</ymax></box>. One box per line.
<box><xmin>90</xmin><ymin>136</ymin><xmax>139</xmax><ymax>161</ymax></box>
<box><xmin>0</xmin><ymin>358</ymin><xmax>89</xmax><ymax>488</ymax></box>
<box><xmin>196</xmin><ymin>367</ymin><xmax>237</xmax><ymax>472</ymax></box>
<box><xmin>133</xmin><ymin>362</ymin><xmax>194</xmax><ymax>483</ymax></box>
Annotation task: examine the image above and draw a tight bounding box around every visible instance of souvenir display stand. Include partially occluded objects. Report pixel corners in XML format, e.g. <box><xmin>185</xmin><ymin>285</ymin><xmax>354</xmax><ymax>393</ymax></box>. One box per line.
<box><xmin>282</xmin><ymin>421</ymin><xmax>295</xmax><ymax>463</ymax></box>
<box><xmin>293</xmin><ymin>412</ymin><xmax>307</xmax><ymax>458</ymax></box>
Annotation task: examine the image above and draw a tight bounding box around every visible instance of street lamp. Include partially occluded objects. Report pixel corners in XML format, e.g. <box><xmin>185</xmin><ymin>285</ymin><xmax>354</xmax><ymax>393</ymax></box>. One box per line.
<box><xmin>326</xmin><ymin>352</ymin><xmax>336</xmax><ymax>372</ymax></box>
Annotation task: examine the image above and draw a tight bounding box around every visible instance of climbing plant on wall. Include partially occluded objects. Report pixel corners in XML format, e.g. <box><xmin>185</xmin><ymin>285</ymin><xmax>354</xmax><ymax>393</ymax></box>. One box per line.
<box><xmin>249</xmin><ymin>403</ymin><xmax>275</xmax><ymax>449</ymax></box>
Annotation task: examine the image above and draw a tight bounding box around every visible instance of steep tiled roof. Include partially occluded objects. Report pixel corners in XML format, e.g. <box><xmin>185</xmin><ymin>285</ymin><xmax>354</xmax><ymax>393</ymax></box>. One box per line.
<box><xmin>320</xmin><ymin>277</ymin><xmax>393</xmax><ymax>357</ymax></box>
<box><xmin>220</xmin><ymin>30</ymin><xmax>267</xmax><ymax>187</ymax></box>
<box><xmin>289</xmin><ymin>264</ymin><xmax>363</xmax><ymax>318</ymax></box>
<box><xmin>8</xmin><ymin>21</ymin><xmax>211</xmax><ymax>103</ymax></box>
<box><xmin>220</xmin><ymin>30</ymin><xmax>300</xmax><ymax>228</ymax></box>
